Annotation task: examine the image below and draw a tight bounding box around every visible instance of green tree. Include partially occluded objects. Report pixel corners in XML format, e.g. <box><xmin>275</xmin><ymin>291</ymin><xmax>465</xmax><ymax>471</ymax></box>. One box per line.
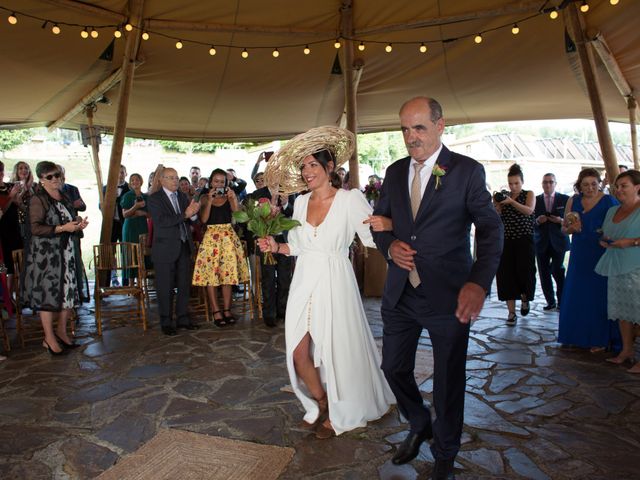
<box><xmin>0</xmin><ymin>129</ymin><xmax>32</xmax><ymax>155</ymax></box>
<box><xmin>357</xmin><ymin>132</ymin><xmax>405</xmax><ymax>173</ymax></box>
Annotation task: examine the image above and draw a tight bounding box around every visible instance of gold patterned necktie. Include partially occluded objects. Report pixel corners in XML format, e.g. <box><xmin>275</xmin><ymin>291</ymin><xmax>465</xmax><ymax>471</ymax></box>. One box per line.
<box><xmin>409</xmin><ymin>163</ymin><xmax>424</xmax><ymax>287</ymax></box>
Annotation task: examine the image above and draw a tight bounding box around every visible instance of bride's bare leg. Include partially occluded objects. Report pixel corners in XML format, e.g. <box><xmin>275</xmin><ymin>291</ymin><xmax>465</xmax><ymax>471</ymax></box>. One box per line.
<box><xmin>293</xmin><ymin>333</ymin><xmax>326</xmax><ymax>403</ymax></box>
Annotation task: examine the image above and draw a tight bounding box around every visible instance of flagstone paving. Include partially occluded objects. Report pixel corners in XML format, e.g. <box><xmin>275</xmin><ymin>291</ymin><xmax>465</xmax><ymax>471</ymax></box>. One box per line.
<box><xmin>0</xmin><ymin>290</ymin><xmax>639</xmax><ymax>479</ymax></box>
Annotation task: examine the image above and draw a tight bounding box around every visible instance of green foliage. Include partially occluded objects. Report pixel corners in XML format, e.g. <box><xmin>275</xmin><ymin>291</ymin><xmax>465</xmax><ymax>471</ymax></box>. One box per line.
<box><xmin>233</xmin><ymin>198</ymin><xmax>300</xmax><ymax>238</ymax></box>
<box><xmin>0</xmin><ymin>129</ymin><xmax>32</xmax><ymax>153</ymax></box>
<box><xmin>357</xmin><ymin>132</ymin><xmax>405</xmax><ymax>173</ymax></box>
<box><xmin>159</xmin><ymin>140</ymin><xmax>257</xmax><ymax>154</ymax></box>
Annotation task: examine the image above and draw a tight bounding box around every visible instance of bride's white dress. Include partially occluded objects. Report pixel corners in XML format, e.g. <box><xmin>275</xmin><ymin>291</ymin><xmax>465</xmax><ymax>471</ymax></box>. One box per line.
<box><xmin>285</xmin><ymin>188</ymin><xmax>396</xmax><ymax>435</ymax></box>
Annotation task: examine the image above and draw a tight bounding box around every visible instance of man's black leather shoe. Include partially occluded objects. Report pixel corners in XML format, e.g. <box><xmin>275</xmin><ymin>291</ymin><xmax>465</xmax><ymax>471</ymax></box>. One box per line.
<box><xmin>542</xmin><ymin>303</ymin><xmax>557</xmax><ymax>311</ymax></box>
<box><xmin>177</xmin><ymin>324</ymin><xmax>200</xmax><ymax>330</ymax></box>
<box><xmin>432</xmin><ymin>458</ymin><xmax>455</xmax><ymax>480</ymax></box>
<box><xmin>162</xmin><ymin>326</ymin><xmax>177</xmax><ymax>336</ymax></box>
<box><xmin>264</xmin><ymin>317</ymin><xmax>277</xmax><ymax>328</ymax></box>
<box><xmin>391</xmin><ymin>430</ymin><xmax>432</xmax><ymax>465</ymax></box>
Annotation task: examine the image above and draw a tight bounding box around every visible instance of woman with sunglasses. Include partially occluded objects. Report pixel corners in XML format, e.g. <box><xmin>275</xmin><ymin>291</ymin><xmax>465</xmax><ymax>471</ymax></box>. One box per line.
<box><xmin>21</xmin><ymin>161</ymin><xmax>89</xmax><ymax>355</ymax></box>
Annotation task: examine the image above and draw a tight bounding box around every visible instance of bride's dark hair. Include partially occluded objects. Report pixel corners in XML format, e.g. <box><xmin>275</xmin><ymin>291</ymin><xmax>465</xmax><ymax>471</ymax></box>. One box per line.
<box><xmin>304</xmin><ymin>149</ymin><xmax>342</xmax><ymax>189</ymax></box>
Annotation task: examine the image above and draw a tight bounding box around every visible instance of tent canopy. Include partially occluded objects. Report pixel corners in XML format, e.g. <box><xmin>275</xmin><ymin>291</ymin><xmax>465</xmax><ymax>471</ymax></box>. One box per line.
<box><xmin>1</xmin><ymin>0</ymin><xmax>638</xmax><ymax>141</ymax></box>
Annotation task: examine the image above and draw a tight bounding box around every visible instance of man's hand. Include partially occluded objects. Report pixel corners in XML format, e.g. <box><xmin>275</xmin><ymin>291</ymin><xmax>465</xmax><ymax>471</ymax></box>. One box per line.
<box><xmin>389</xmin><ymin>240</ymin><xmax>416</xmax><ymax>271</ymax></box>
<box><xmin>363</xmin><ymin>215</ymin><xmax>393</xmax><ymax>232</ymax></box>
<box><xmin>185</xmin><ymin>200</ymin><xmax>200</xmax><ymax>218</ymax></box>
<box><xmin>536</xmin><ymin>215</ymin><xmax>547</xmax><ymax>224</ymax></box>
<box><xmin>456</xmin><ymin>282</ymin><xmax>486</xmax><ymax>324</ymax></box>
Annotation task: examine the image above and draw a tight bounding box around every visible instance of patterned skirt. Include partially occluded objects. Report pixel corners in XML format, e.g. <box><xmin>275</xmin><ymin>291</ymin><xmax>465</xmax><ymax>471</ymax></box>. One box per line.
<box><xmin>192</xmin><ymin>224</ymin><xmax>249</xmax><ymax>287</ymax></box>
<box><xmin>608</xmin><ymin>267</ymin><xmax>640</xmax><ymax>325</ymax></box>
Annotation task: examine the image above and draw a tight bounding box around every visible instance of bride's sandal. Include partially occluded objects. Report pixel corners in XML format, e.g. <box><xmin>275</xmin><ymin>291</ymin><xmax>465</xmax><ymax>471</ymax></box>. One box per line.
<box><xmin>300</xmin><ymin>394</ymin><xmax>328</xmax><ymax>429</ymax></box>
<box><xmin>315</xmin><ymin>419</ymin><xmax>335</xmax><ymax>439</ymax></box>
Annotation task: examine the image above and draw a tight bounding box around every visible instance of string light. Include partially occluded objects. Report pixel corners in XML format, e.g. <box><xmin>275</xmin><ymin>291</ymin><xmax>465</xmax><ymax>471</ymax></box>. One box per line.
<box><xmin>610</xmin><ymin>0</ymin><xmax>619</xmax><ymax>4</ymax></box>
<box><xmin>7</xmin><ymin>12</ymin><xmax>17</xmax><ymax>24</ymax></box>
<box><xmin>419</xmin><ymin>43</ymin><xmax>427</xmax><ymax>53</ymax></box>
<box><xmin>334</xmin><ymin>39</ymin><xmax>341</xmax><ymax>49</ymax></box>
<box><xmin>358</xmin><ymin>41</ymin><xmax>365</xmax><ymax>51</ymax></box>
<box><xmin>114</xmin><ymin>28</ymin><xmax>122</xmax><ymax>38</ymax></box>
<box><xmin>474</xmin><ymin>34</ymin><xmax>483</xmax><ymax>44</ymax></box>
<box><xmin>241</xmin><ymin>48</ymin><xmax>249</xmax><ymax>58</ymax></box>
<box><xmin>511</xmin><ymin>24</ymin><xmax>520</xmax><ymax>34</ymax></box>
<box><xmin>209</xmin><ymin>46</ymin><xmax>216</xmax><ymax>56</ymax></box>
<box><xmin>175</xmin><ymin>40</ymin><xmax>183</xmax><ymax>49</ymax></box>
<box><xmin>81</xmin><ymin>27</ymin><xmax>89</xmax><ymax>39</ymax></box>
<box><xmin>52</xmin><ymin>24</ymin><xmax>61</xmax><ymax>35</ymax></box>
<box><xmin>90</xmin><ymin>28</ymin><xmax>99</xmax><ymax>38</ymax></box>
<box><xmin>303</xmin><ymin>45</ymin><xmax>311</xmax><ymax>55</ymax></box>
<box><xmin>549</xmin><ymin>9</ymin><xmax>559</xmax><ymax>19</ymax></box>
<box><xmin>142</xmin><ymin>31</ymin><xmax>150</xmax><ymax>40</ymax></box>
<box><xmin>385</xmin><ymin>43</ymin><xmax>393</xmax><ymax>53</ymax></box>
<box><xmin>125</xmin><ymin>23</ymin><xmax>133</xmax><ymax>31</ymax></box>
<box><xmin>580</xmin><ymin>1</ymin><xmax>590</xmax><ymax>12</ymax></box>
<box><xmin>272</xmin><ymin>48</ymin><xmax>280</xmax><ymax>57</ymax></box>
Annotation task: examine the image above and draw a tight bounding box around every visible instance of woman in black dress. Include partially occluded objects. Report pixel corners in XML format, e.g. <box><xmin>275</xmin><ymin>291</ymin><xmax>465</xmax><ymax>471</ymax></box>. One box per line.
<box><xmin>494</xmin><ymin>163</ymin><xmax>536</xmax><ymax>326</ymax></box>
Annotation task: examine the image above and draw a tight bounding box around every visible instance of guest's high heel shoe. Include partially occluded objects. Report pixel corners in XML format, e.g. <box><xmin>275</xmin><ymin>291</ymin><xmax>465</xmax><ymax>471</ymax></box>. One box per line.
<box><xmin>606</xmin><ymin>354</ymin><xmax>635</xmax><ymax>365</ymax></box>
<box><xmin>55</xmin><ymin>334</ymin><xmax>80</xmax><ymax>349</ymax></box>
<box><xmin>43</xmin><ymin>340</ymin><xmax>67</xmax><ymax>356</ymax></box>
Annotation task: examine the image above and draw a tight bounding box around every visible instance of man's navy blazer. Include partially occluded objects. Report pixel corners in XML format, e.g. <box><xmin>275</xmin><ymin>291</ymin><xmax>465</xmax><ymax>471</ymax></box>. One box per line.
<box><xmin>147</xmin><ymin>189</ymin><xmax>195</xmax><ymax>263</ymax></box>
<box><xmin>373</xmin><ymin>146</ymin><xmax>503</xmax><ymax>313</ymax></box>
<box><xmin>533</xmin><ymin>192</ymin><xmax>570</xmax><ymax>254</ymax></box>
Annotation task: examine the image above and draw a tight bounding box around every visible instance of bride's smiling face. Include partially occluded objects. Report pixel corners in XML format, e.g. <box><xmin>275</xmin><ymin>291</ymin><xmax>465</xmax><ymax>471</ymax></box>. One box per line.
<box><xmin>301</xmin><ymin>155</ymin><xmax>333</xmax><ymax>190</ymax></box>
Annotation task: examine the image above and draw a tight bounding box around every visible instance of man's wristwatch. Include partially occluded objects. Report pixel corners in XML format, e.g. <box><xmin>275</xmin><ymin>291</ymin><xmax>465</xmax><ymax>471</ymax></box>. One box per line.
<box><xmin>633</xmin><ymin>239</ymin><xmax>639</xmax><ymax>247</ymax></box>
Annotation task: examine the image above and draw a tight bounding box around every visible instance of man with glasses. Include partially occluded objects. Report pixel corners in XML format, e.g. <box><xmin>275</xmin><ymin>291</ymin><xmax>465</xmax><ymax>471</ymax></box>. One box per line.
<box><xmin>534</xmin><ymin>173</ymin><xmax>570</xmax><ymax>311</ymax></box>
<box><xmin>148</xmin><ymin>168</ymin><xmax>200</xmax><ymax>335</ymax></box>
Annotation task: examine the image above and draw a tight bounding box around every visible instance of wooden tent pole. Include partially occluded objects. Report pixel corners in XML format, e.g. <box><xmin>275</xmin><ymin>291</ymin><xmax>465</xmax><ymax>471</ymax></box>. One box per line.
<box><xmin>629</xmin><ymin>96</ymin><xmax>639</xmax><ymax>170</ymax></box>
<box><xmin>85</xmin><ymin>106</ymin><xmax>105</xmax><ymax>207</ymax></box>
<box><xmin>341</xmin><ymin>0</ymin><xmax>359</xmax><ymax>189</ymax></box>
<box><xmin>565</xmin><ymin>4</ymin><xmax>618</xmax><ymax>182</ymax></box>
<box><xmin>99</xmin><ymin>0</ymin><xmax>144</xmax><ymax>245</ymax></box>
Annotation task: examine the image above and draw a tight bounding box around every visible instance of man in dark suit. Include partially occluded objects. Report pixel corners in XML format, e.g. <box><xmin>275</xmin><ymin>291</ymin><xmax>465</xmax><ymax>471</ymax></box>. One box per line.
<box><xmin>373</xmin><ymin>97</ymin><xmax>503</xmax><ymax>480</ymax></box>
<box><xmin>248</xmin><ymin>188</ymin><xmax>295</xmax><ymax>327</ymax></box>
<box><xmin>148</xmin><ymin>167</ymin><xmax>200</xmax><ymax>335</ymax></box>
<box><xmin>533</xmin><ymin>173</ymin><xmax>570</xmax><ymax>311</ymax></box>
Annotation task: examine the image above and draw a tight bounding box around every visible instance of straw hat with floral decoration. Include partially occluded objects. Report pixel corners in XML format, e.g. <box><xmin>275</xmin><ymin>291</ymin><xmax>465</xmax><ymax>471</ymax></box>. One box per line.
<box><xmin>263</xmin><ymin>126</ymin><xmax>355</xmax><ymax>195</ymax></box>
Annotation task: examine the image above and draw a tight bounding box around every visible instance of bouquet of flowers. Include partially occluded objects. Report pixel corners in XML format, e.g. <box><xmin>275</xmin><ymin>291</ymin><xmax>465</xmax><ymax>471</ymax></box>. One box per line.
<box><xmin>363</xmin><ymin>178</ymin><xmax>382</xmax><ymax>206</ymax></box>
<box><xmin>233</xmin><ymin>197</ymin><xmax>301</xmax><ymax>264</ymax></box>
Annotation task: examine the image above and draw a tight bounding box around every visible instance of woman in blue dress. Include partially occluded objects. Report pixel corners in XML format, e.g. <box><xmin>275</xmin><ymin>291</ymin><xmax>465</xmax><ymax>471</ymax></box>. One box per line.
<box><xmin>558</xmin><ymin>168</ymin><xmax>621</xmax><ymax>351</ymax></box>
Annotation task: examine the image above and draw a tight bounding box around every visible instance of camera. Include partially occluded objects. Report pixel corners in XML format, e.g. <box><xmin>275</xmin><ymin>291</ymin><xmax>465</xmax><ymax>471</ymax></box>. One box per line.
<box><xmin>544</xmin><ymin>211</ymin><xmax>552</xmax><ymax>217</ymax></box>
<box><xmin>264</xmin><ymin>151</ymin><xmax>274</xmax><ymax>162</ymax></box>
<box><xmin>493</xmin><ymin>190</ymin><xmax>509</xmax><ymax>202</ymax></box>
<box><xmin>214</xmin><ymin>187</ymin><xmax>228</xmax><ymax>197</ymax></box>
<box><xmin>136</xmin><ymin>196</ymin><xmax>144</xmax><ymax>202</ymax></box>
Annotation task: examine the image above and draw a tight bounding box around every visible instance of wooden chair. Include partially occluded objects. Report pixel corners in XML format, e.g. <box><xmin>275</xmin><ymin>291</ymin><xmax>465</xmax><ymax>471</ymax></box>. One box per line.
<box><xmin>93</xmin><ymin>242</ymin><xmax>147</xmax><ymax>335</ymax></box>
<box><xmin>237</xmin><ymin>241</ymin><xmax>255</xmax><ymax>321</ymax></box>
<box><xmin>138</xmin><ymin>233</ymin><xmax>155</xmax><ymax>306</ymax></box>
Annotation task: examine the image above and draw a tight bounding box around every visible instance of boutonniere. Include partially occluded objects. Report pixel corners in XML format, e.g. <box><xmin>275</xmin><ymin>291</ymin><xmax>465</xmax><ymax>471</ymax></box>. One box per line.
<box><xmin>432</xmin><ymin>163</ymin><xmax>447</xmax><ymax>190</ymax></box>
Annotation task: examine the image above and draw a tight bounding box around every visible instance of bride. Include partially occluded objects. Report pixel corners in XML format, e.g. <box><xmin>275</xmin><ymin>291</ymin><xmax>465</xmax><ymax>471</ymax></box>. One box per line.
<box><xmin>257</xmin><ymin>127</ymin><xmax>395</xmax><ymax>438</ymax></box>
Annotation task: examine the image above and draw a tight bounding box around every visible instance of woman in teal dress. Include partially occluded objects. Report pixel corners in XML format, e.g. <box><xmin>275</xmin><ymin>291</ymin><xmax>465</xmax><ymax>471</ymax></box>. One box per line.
<box><xmin>595</xmin><ymin>169</ymin><xmax>640</xmax><ymax>372</ymax></box>
<box><xmin>120</xmin><ymin>173</ymin><xmax>148</xmax><ymax>284</ymax></box>
<box><xmin>558</xmin><ymin>168</ymin><xmax>620</xmax><ymax>351</ymax></box>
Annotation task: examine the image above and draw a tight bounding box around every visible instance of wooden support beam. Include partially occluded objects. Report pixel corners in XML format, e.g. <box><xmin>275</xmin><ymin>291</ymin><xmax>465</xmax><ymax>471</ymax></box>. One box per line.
<box><xmin>38</xmin><ymin>0</ymin><xmax>125</xmax><ymax>22</ymax></box>
<box><xmin>341</xmin><ymin>0</ymin><xmax>359</xmax><ymax>189</ymax></box>
<box><xmin>629</xmin><ymin>96</ymin><xmax>639</xmax><ymax>170</ymax></box>
<box><xmin>564</xmin><ymin>4</ymin><xmax>618</xmax><ymax>182</ymax></box>
<box><xmin>85</xmin><ymin>106</ymin><xmax>105</xmax><ymax>207</ymax></box>
<box><xmin>356</xmin><ymin>0</ymin><xmax>543</xmax><ymax>36</ymax></box>
<box><xmin>147</xmin><ymin>19</ymin><xmax>330</xmax><ymax>37</ymax></box>
<box><xmin>48</xmin><ymin>68</ymin><xmax>124</xmax><ymax>131</ymax></box>
<box><xmin>99</xmin><ymin>0</ymin><xmax>144</xmax><ymax>246</ymax></box>
<box><xmin>589</xmin><ymin>32</ymin><xmax>632</xmax><ymax>98</ymax></box>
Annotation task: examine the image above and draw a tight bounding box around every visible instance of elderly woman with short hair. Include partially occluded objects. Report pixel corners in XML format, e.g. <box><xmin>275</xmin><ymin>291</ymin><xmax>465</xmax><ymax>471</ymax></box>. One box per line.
<box><xmin>22</xmin><ymin>161</ymin><xmax>88</xmax><ymax>355</ymax></box>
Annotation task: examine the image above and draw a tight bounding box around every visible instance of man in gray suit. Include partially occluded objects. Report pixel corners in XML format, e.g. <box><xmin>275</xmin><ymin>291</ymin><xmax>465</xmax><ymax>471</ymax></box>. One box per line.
<box><xmin>373</xmin><ymin>97</ymin><xmax>503</xmax><ymax>479</ymax></box>
<box><xmin>148</xmin><ymin>168</ymin><xmax>200</xmax><ymax>335</ymax></box>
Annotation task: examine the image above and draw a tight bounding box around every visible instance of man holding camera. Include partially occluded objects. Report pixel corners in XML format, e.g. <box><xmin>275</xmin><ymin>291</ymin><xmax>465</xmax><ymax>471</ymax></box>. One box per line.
<box><xmin>534</xmin><ymin>173</ymin><xmax>570</xmax><ymax>311</ymax></box>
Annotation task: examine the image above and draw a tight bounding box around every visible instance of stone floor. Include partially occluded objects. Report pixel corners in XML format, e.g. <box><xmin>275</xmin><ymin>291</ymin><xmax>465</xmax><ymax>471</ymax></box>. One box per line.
<box><xmin>1</xmin><ymin>288</ymin><xmax>639</xmax><ymax>480</ymax></box>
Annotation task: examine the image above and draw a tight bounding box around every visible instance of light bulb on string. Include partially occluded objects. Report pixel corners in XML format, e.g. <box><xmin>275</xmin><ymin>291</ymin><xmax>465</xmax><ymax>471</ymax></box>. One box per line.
<box><xmin>511</xmin><ymin>24</ymin><xmax>520</xmax><ymax>35</ymax></box>
<box><xmin>549</xmin><ymin>9</ymin><xmax>559</xmax><ymax>19</ymax></box>
<box><xmin>358</xmin><ymin>42</ymin><xmax>365</xmax><ymax>51</ymax></box>
<box><xmin>385</xmin><ymin>43</ymin><xmax>393</xmax><ymax>53</ymax></box>
<box><xmin>334</xmin><ymin>39</ymin><xmax>341</xmax><ymax>49</ymax></box>
<box><xmin>272</xmin><ymin>48</ymin><xmax>280</xmax><ymax>58</ymax></box>
<box><xmin>419</xmin><ymin>43</ymin><xmax>427</xmax><ymax>53</ymax></box>
<box><xmin>580</xmin><ymin>1</ymin><xmax>589</xmax><ymax>12</ymax></box>
<box><xmin>81</xmin><ymin>28</ymin><xmax>89</xmax><ymax>39</ymax></box>
<box><xmin>209</xmin><ymin>46</ymin><xmax>216</xmax><ymax>56</ymax></box>
<box><xmin>142</xmin><ymin>31</ymin><xmax>150</xmax><ymax>40</ymax></box>
<box><xmin>303</xmin><ymin>45</ymin><xmax>311</xmax><ymax>55</ymax></box>
<box><xmin>241</xmin><ymin>48</ymin><xmax>249</xmax><ymax>58</ymax></box>
<box><xmin>474</xmin><ymin>34</ymin><xmax>483</xmax><ymax>44</ymax></box>
<box><xmin>125</xmin><ymin>23</ymin><xmax>133</xmax><ymax>31</ymax></box>
<box><xmin>8</xmin><ymin>12</ymin><xmax>17</xmax><ymax>25</ymax></box>
<box><xmin>114</xmin><ymin>28</ymin><xmax>122</xmax><ymax>38</ymax></box>
<box><xmin>610</xmin><ymin>0</ymin><xmax>619</xmax><ymax>5</ymax></box>
<box><xmin>52</xmin><ymin>24</ymin><xmax>61</xmax><ymax>35</ymax></box>
<box><xmin>175</xmin><ymin>40</ymin><xmax>183</xmax><ymax>49</ymax></box>
<box><xmin>90</xmin><ymin>28</ymin><xmax>99</xmax><ymax>39</ymax></box>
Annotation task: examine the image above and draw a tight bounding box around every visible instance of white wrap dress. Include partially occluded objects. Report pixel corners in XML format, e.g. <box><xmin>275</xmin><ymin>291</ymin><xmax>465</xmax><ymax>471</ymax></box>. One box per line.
<box><xmin>285</xmin><ymin>188</ymin><xmax>396</xmax><ymax>435</ymax></box>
